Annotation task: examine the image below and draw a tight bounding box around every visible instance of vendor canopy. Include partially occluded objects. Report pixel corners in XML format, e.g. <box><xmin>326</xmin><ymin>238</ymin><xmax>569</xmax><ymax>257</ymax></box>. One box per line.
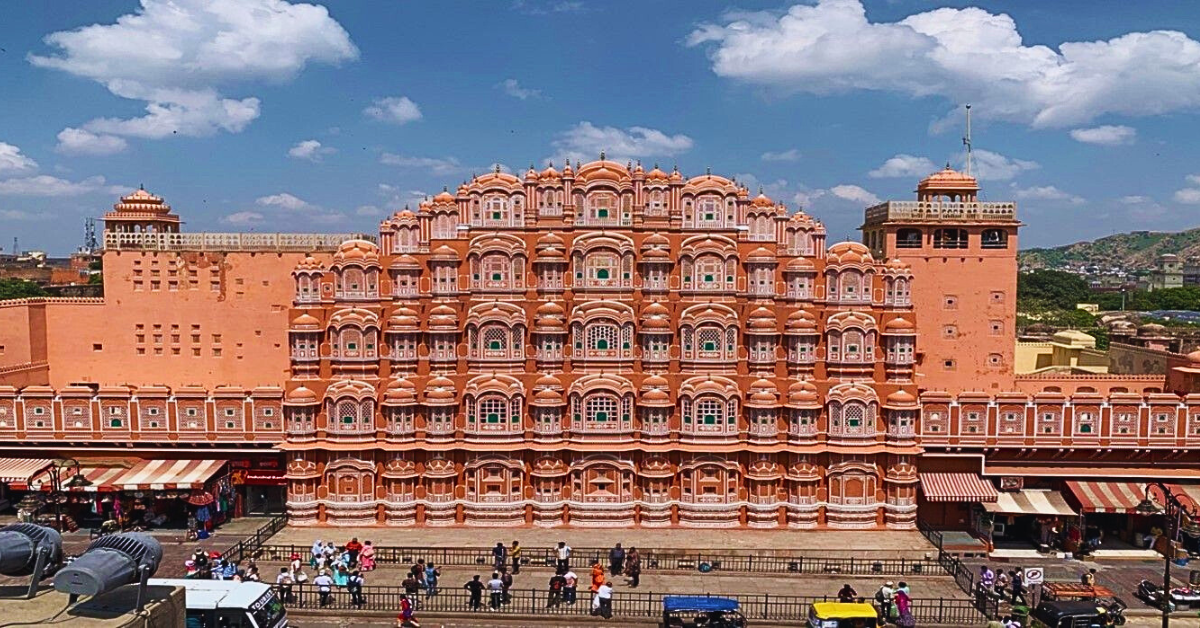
<box><xmin>110</xmin><ymin>459</ymin><xmax>226</xmax><ymax>491</ymax></box>
<box><xmin>919</xmin><ymin>472</ymin><xmax>999</xmax><ymax>503</ymax></box>
<box><xmin>983</xmin><ymin>489</ymin><xmax>1076</xmax><ymax>517</ymax></box>
<box><xmin>0</xmin><ymin>458</ymin><xmax>53</xmax><ymax>489</ymax></box>
<box><xmin>1066</xmin><ymin>481</ymin><xmax>1150</xmax><ymax>514</ymax></box>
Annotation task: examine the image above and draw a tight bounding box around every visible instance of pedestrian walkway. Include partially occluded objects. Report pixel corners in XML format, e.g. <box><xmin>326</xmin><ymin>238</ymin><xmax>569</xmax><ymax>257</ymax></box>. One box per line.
<box><xmin>268</xmin><ymin>526</ymin><xmax>938</xmax><ymax>558</ymax></box>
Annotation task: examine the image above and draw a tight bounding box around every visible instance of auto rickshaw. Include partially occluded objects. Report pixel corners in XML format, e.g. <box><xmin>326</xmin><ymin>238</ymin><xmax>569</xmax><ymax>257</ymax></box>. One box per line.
<box><xmin>1029</xmin><ymin>600</ymin><xmax>1123</xmax><ymax>627</ymax></box>
<box><xmin>807</xmin><ymin>602</ymin><xmax>879</xmax><ymax>628</ymax></box>
<box><xmin>661</xmin><ymin>595</ymin><xmax>747</xmax><ymax>628</ymax></box>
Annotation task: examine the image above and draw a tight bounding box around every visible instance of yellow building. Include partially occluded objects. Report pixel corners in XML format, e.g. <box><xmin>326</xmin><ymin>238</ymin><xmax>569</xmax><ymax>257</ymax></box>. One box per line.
<box><xmin>1016</xmin><ymin>329</ymin><xmax>1109</xmax><ymax>374</ymax></box>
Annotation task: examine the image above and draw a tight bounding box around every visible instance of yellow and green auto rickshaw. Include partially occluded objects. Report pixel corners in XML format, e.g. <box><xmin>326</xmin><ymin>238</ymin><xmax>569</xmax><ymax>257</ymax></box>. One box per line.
<box><xmin>807</xmin><ymin>602</ymin><xmax>879</xmax><ymax>628</ymax></box>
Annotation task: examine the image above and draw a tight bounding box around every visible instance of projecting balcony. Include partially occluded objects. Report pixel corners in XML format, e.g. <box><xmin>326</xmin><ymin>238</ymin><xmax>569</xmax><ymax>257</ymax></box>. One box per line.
<box><xmin>463</xmin><ymin>420</ymin><xmax>524</xmax><ymax>442</ymax></box>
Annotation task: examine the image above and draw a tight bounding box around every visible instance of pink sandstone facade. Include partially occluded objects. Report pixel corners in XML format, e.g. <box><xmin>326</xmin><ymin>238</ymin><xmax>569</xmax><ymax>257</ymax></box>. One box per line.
<box><xmin>2</xmin><ymin>164</ymin><xmax>1200</xmax><ymax>529</ymax></box>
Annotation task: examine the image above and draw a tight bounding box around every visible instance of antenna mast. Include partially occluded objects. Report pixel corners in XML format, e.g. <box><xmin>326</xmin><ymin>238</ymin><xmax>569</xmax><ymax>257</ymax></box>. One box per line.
<box><xmin>963</xmin><ymin>104</ymin><xmax>973</xmax><ymax>176</ymax></box>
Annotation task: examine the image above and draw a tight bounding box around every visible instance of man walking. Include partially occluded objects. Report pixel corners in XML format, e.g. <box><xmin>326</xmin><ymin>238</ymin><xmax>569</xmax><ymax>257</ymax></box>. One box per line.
<box><xmin>626</xmin><ymin>546</ymin><xmax>642</xmax><ymax>588</ymax></box>
<box><xmin>547</xmin><ymin>569</ymin><xmax>567</xmax><ymax>608</ymax></box>
<box><xmin>608</xmin><ymin>543</ymin><xmax>626</xmax><ymax>576</ymax></box>
<box><xmin>492</xmin><ymin>542</ymin><xmax>507</xmax><ymax>572</ymax></box>
<box><xmin>464</xmin><ymin>575</ymin><xmax>483</xmax><ymax>611</ymax></box>
<box><xmin>556</xmin><ymin>541</ymin><xmax>572</xmax><ymax>571</ymax></box>
<box><xmin>487</xmin><ymin>572</ymin><xmax>504</xmax><ymax>611</ymax></box>
<box><xmin>510</xmin><ymin>540</ymin><xmax>522</xmax><ymax>574</ymax></box>
<box><xmin>500</xmin><ymin>566</ymin><xmax>513</xmax><ymax>605</ymax></box>
<box><xmin>564</xmin><ymin>567</ymin><xmax>579</xmax><ymax>605</ymax></box>
<box><xmin>347</xmin><ymin>569</ymin><xmax>365</xmax><ymax>608</ymax></box>
<box><xmin>313</xmin><ymin>569</ymin><xmax>334</xmax><ymax>607</ymax></box>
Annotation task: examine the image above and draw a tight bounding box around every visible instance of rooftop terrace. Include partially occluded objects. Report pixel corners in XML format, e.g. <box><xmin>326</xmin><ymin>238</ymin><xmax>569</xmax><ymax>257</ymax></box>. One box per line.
<box><xmin>103</xmin><ymin>231</ymin><xmax>374</xmax><ymax>252</ymax></box>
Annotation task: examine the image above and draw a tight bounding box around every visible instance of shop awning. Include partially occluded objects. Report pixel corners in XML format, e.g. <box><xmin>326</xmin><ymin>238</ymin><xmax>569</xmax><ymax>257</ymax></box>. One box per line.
<box><xmin>919</xmin><ymin>472</ymin><xmax>999</xmax><ymax>503</ymax></box>
<box><xmin>59</xmin><ymin>466</ymin><xmax>129</xmax><ymax>492</ymax></box>
<box><xmin>1168</xmin><ymin>484</ymin><xmax>1200</xmax><ymax>510</ymax></box>
<box><xmin>110</xmin><ymin>459</ymin><xmax>226</xmax><ymax>491</ymax></box>
<box><xmin>0</xmin><ymin>458</ymin><xmax>54</xmax><ymax>489</ymax></box>
<box><xmin>983</xmin><ymin>489</ymin><xmax>1077</xmax><ymax>517</ymax></box>
<box><xmin>1065</xmin><ymin>481</ymin><xmax>1150</xmax><ymax>514</ymax></box>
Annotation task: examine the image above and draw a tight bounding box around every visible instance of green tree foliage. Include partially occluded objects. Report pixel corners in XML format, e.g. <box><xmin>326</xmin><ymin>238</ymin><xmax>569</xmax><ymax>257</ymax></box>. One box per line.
<box><xmin>1093</xmin><ymin>287</ymin><xmax>1200</xmax><ymax>311</ymax></box>
<box><xmin>1017</xmin><ymin>270</ymin><xmax>1092</xmax><ymax>310</ymax></box>
<box><xmin>0</xmin><ymin>279</ymin><xmax>47</xmax><ymax>300</ymax></box>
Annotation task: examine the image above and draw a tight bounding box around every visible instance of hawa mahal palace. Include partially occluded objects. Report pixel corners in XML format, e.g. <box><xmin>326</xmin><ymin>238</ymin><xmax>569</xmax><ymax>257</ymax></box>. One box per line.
<box><xmin>2</xmin><ymin>157</ymin><xmax>1200</xmax><ymax>529</ymax></box>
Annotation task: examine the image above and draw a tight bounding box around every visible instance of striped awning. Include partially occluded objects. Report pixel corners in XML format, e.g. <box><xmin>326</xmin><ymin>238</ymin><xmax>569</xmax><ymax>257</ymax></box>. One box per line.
<box><xmin>983</xmin><ymin>489</ymin><xmax>1077</xmax><ymax>517</ymax></box>
<box><xmin>1066</xmin><ymin>481</ymin><xmax>1149</xmax><ymax>514</ymax></box>
<box><xmin>110</xmin><ymin>459</ymin><xmax>226</xmax><ymax>491</ymax></box>
<box><xmin>1168</xmin><ymin>484</ymin><xmax>1200</xmax><ymax>511</ymax></box>
<box><xmin>919</xmin><ymin>472</ymin><xmax>999</xmax><ymax>503</ymax></box>
<box><xmin>56</xmin><ymin>466</ymin><xmax>129</xmax><ymax>492</ymax></box>
<box><xmin>0</xmin><ymin>458</ymin><xmax>54</xmax><ymax>488</ymax></box>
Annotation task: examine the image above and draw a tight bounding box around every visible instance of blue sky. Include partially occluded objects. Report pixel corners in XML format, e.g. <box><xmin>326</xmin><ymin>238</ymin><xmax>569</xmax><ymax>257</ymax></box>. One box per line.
<box><xmin>3</xmin><ymin>0</ymin><xmax>1200</xmax><ymax>254</ymax></box>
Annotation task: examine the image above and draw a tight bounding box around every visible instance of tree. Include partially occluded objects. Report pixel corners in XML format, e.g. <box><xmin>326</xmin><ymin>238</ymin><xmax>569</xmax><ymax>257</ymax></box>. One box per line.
<box><xmin>1017</xmin><ymin>270</ymin><xmax>1092</xmax><ymax>310</ymax></box>
<box><xmin>0</xmin><ymin>279</ymin><xmax>47</xmax><ymax>300</ymax></box>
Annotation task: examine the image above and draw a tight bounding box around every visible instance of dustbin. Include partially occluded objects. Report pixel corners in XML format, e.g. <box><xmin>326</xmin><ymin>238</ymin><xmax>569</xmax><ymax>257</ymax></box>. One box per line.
<box><xmin>1190</xmin><ymin>570</ymin><xmax>1200</xmax><ymax>586</ymax></box>
<box><xmin>1010</xmin><ymin>604</ymin><xmax>1030</xmax><ymax>626</ymax></box>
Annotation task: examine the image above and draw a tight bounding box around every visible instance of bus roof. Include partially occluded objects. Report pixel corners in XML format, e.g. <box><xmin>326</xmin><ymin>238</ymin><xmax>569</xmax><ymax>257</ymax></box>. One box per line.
<box><xmin>148</xmin><ymin>579</ymin><xmax>271</xmax><ymax>610</ymax></box>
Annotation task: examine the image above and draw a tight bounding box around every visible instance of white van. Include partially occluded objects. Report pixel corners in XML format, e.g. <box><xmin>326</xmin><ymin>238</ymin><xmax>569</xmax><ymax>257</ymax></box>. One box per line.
<box><xmin>148</xmin><ymin>578</ymin><xmax>288</xmax><ymax>628</ymax></box>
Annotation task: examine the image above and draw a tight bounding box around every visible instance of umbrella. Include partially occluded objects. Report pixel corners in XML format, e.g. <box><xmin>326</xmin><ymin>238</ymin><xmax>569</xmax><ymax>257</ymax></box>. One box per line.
<box><xmin>188</xmin><ymin>491</ymin><xmax>215</xmax><ymax>506</ymax></box>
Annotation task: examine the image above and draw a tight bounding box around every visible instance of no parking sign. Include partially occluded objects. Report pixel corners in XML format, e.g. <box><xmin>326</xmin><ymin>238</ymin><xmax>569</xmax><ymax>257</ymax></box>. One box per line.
<box><xmin>1024</xmin><ymin>567</ymin><xmax>1044</xmax><ymax>585</ymax></box>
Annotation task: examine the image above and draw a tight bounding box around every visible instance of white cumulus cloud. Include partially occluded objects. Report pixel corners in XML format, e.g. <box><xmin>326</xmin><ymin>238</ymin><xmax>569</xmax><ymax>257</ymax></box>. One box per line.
<box><xmin>687</xmin><ymin>0</ymin><xmax>1200</xmax><ymax>129</ymax></box>
<box><xmin>29</xmin><ymin>0</ymin><xmax>357</xmax><ymax>143</ymax></box>
<box><xmin>56</xmin><ymin>128</ymin><xmax>128</xmax><ymax>155</ymax></box>
<box><xmin>761</xmin><ymin>149</ymin><xmax>802</xmax><ymax>162</ymax></box>
<box><xmin>222</xmin><ymin>211</ymin><xmax>265</xmax><ymax>226</ymax></box>
<box><xmin>550</xmin><ymin>121</ymin><xmax>693</xmax><ymax>164</ymax></box>
<box><xmin>379</xmin><ymin>154</ymin><xmax>463</xmax><ymax>175</ymax></box>
<box><xmin>1012</xmin><ymin>185</ymin><xmax>1084</xmax><ymax>205</ymax></box>
<box><xmin>1187</xmin><ymin>174</ymin><xmax>1200</xmax><ymax>186</ymax></box>
<box><xmin>255</xmin><ymin>192</ymin><xmax>314</xmax><ymax>211</ymax></box>
<box><xmin>0</xmin><ymin>175</ymin><xmax>123</xmax><ymax>197</ymax></box>
<box><xmin>0</xmin><ymin>142</ymin><xmax>38</xmax><ymax>175</ymax></box>
<box><xmin>1069</xmin><ymin>125</ymin><xmax>1136</xmax><ymax>145</ymax></box>
<box><xmin>1175</xmin><ymin>188</ymin><xmax>1200</xmax><ymax>204</ymax></box>
<box><xmin>869</xmin><ymin>154</ymin><xmax>938</xmax><ymax>178</ymax></box>
<box><xmin>829</xmin><ymin>184</ymin><xmax>880</xmax><ymax>205</ymax></box>
<box><xmin>499</xmin><ymin>79</ymin><xmax>541</xmax><ymax>100</ymax></box>
<box><xmin>287</xmin><ymin>139</ymin><xmax>335</xmax><ymax>161</ymax></box>
<box><xmin>364</xmin><ymin>97</ymin><xmax>423</xmax><ymax>125</ymax></box>
<box><xmin>966</xmin><ymin>149</ymin><xmax>1038</xmax><ymax>180</ymax></box>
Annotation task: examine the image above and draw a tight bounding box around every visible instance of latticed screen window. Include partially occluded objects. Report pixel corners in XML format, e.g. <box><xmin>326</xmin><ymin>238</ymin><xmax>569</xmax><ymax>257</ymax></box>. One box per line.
<box><xmin>697</xmin><ymin>398</ymin><xmax>723</xmax><ymax>425</ymax></box>
<box><xmin>698</xmin><ymin>328</ymin><xmax>721</xmax><ymax>354</ymax></box>
<box><xmin>845</xmin><ymin>403</ymin><xmax>865</xmax><ymax>428</ymax></box>
<box><xmin>479</xmin><ymin>397</ymin><xmax>507</xmax><ymax>423</ymax></box>
<box><xmin>586</xmin><ymin>395</ymin><xmax>617</xmax><ymax>423</ymax></box>
<box><xmin>587</xmin><ymin>324</ymin><xmax>617</xmax><ymax>351</ymax></box>
<box><xmin>337</xmin><ymin>400</ymin><xmax>358</xmax><ymax>425</ymax></box>
<box><xmin>483</xmin><ymin>327</ymin><xmax>507</xmax><ymax>353</ymax></box>
<box><xmin>696</xmin><ymin>258</ymin><xmax>722</xmax><ymax>289</ymax></box>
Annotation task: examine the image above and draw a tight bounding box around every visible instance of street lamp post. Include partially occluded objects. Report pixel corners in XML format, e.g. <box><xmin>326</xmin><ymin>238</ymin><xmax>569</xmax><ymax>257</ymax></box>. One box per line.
<box><xmin>1137</xmin><ymin>482</ymin><xmax>1200</xmax><ymax>628</ymax></box>
<box><xmin>45</xmin><ymin>458</ymin><xmax>88</xmax><ymax>531</ymax></box>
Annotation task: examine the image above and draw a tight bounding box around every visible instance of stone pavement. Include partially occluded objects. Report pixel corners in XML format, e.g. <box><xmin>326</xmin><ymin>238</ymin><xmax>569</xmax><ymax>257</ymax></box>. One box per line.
<box><xmin>267</xmin><ymin>526</ymin><xmax>939</xmax><ymax>558</ymax></box>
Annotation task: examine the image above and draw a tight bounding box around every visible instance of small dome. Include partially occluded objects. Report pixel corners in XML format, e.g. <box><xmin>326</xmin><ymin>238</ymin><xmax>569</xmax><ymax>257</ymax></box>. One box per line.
<box><xmin>285</xmin><ymin>386</ymin><xmax>318</xmax><ymax>404</ymax></box>
<box><xmin>642</xmin><ymin>374</ymin><xmax>669</xmax><ymax>389</ymax></box>
<box><xmin>639</xmin><ymin>388</ymin><xmax>671</xmax><ymax>405</ymax></box>
<box><xmin>886</xmin><ymin>389</ymin><xmax>918</xmax><ymax>407</ymax></box>
<box><xmin>291</xmin><ymin>313</ymin><xmax>321</xmax><ymax>328</ymax></box>
<box><xmin>645</xmin><ymin>165</ymin><xmax>668</xmax><ymax>180</ymax></box>
<box><xmin>430</xmin><ymin>245</ymin><xmax>459</xmax><ymax>259</ymax></box>
<box><xmin>294</xmin><ymin>255</ymin><xmax>323</xmax><ymax>272</ymax></box>
<box><xmin>387</xmin><ymin>307</ymin><xmax>421</xmax><ymax>330</ymax></box>
<box><xmin>786</xmin><ymin>257</ymin><xmax>815</xmax><ymax>272</ymax></box>
<box><xmin>827</xmin><ymin>241</ymin><xmax>873</xmax><ymax>265</ymax></box>
<box><xmin>389</xmin><ymin>254</ymin><xmax>421</xmax><ymax>269</ymax></box>
<box><xmin>1187</xmin><ymin>350</ymin><xmax>1200</xmax><ymax>365</ymax></box>
<box><xmin>537</xmin><ymin>231</ymin><xmax>565</xmax><ymax>248</ymax></box>
<box><xmin>540</xmin><ymin>164</ymin><xmax>560</xmax><ymax>180</ymax></box>
<box><xmin>885</xmin><ymin>317</ymin><xmax>915</xmax><ymax>332</ymax></box>
<box><xmin>536</xmin><ymin>245</ymin><xmax>565</xmax><ymax>259</ymax></box>
<box><xmin>384</xmin><ymin>378</ymin><xmax>418</xmax><ymax>403</ymax></box>
<box><xmin>752</xmin><ymin>192</ymin><xmax>774</xmax><ymax>207</ymax></box>
<box><xmin>525</xmin><ymin>165</ymin><xmax>539</xmax><ymax>181</ymax></box>
<box><xmin>531</xmin><ymin>387</ymin><xmax>565</xmax><ymax>406</ymax></box>
<box><xmin>536</xmin><ymin>301</ymin><xmax>565</xmax><ymax>317</ymax></box>
<box><xmin>747</xmin><ymin>247</ymin><xmax>777</xmax><ymax>263</ymax></box>
<box><xmin>428</xmin><ymin>305</ymin><xmax>459</xmax><ymax>328</ymax></box>
<box><xmin>423</xmin><ymin>376</ymin><xmax>456</xmax><ymax>402</ymax></box>
<box><xmin>433</xmin><ymin>189</ymin><xmax>456</xmax><ymax>203</ymax></box>
<box><xmin>641</xmin><ymin>233</ymin><xmax>670</xmax><ymax>250</ymax></box>
<box><xmin>748</xmin><ymin>307</ymin><xmax>778</xmax><ymax>330</ymax></box>
<box><xmin>786</xmin><ymin>309</ymin><xmax>818</xmax><ymax>330</ymax></box>
<box><xmin>787</xmin><ymin>380</ymin><xmax>820</xmax><ymax>406</ymax></box>
<box><xmin>534</xmin><ymin>374</ymin><xmax>563</xmax><ymax>389</ymax></box>
<box><xmin>918</xmin><ymin>166</ymin><xmax>979</xmax><ymax>192</ymax></box>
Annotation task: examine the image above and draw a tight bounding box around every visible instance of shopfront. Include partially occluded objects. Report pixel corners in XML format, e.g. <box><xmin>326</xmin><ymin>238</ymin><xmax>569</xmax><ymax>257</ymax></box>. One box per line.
<box><xmin>230</xmin><ymin>457</ymin><xmax>287</xmax><ymax>516</ymax></box>
<box><xmin>982</xmin><ymin>488</ymin><xmax>1077</xmax><ymax>550</ymax></box>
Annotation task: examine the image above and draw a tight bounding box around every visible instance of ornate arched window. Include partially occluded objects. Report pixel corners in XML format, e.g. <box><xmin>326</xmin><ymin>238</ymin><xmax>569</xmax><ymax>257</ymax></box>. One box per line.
<box><xmin>586</xmin><ymin>191</ymin><xmax>618</xmax><ymax>225</ymax></box>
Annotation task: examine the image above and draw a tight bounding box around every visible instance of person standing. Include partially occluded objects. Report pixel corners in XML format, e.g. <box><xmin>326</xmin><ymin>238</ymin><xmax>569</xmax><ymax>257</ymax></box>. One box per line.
<box><xmin>309</xmin><ymin>539</ymin><xmax>323</xmax><ymax>568</ymax></box>
<box><xmin>500</xmin><ymin>566</ymin><xmax>513</xmax><ymax>605</ymax></box>
<box><xmin>347</xmin><ymin>569</ymin><xmax>365</xmax><ymax>608</ymax></box>
<box><xmin>345</xmin><ymin>537</ymin><xmax>364</xmax><ymax>566</ymax></box>
<box><xmin>1010</xmin><ymin>570</ymin><xmax>1025</xmax><ymax>605</ymax></box>
<box><xmin>874</xmin><ymin>581</ymin><xmax>895</xmax><ymax>621</ymax></box>
<box><xmin>590</xmin><ymin>561</ymin><xmax>605</xmax><ymax>593</ymax></box>
<box><xmin>625</xmin><ymin>547</ymin><xmax>641</xmax><ymax>588</ymax></box>
<box><xmin>608</xmin><ymin>543</ymin><xmax>625</xmax><ymax>576</ymax></box>
<box><xmin>547</xmin><ymin>569</ymin><xmax>566</xmax><ymax>608</ymax></box>
<box><xmin>425</xmin><ymin>562</ymin><xmax>440</xmax><ymax>597</ymax></box>
<box><xmin>564</xmin><ymin>568</ymin><xmax>579</xmax><ymax>605</ymax></box>
<box><xmin>313</xmin><ymin>569</ymin><xmax>334</xmax><ymax>607</ymax></box>
<box><xmin>595</xmin><ymin>580</ymin><xmax>614</xmax><ymax>619</ymax></box>
<box><xmin>492</xmin><ymin>542</ymin><xmax>507</xmax><ymax>572</ymax></box>
<box><xmin>360</xmin><ymin>540</ymin><xmax>376</xmax><ymax>572</ymax></box>
<box><xmin>509</xmin><ymin>540</ymin><xmax>522</xmax><ymax>574</ymax></box>
<box><xmin>464</xmin><ymin>575</ymin><xmax>483</xmax><ymax>611</ymax></box>
<box><xmin>894</xmin><ymin>586</ymin><xmax>915</xmax><ymax>628</ymax></box>
<box><xmin>556</xmin><ymin>541</ymin><xmax>572</xmax><ymax>571</ymax></box>
<box><xmin>276</xmin><ymin>567</ymin><xmax>295</xmax><ymax>604</ymax></box>
<box><xmin>487</xmin><ymin>572</ymin><xmax>504</xmax><ymax>611</ymax></box>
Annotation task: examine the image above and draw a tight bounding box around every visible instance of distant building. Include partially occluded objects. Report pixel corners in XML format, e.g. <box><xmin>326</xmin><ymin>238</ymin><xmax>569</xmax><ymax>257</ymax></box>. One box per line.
<box><xmin>1147</xmin><ymin>253</ymin><xmax>1184</xmax><ymax>291</ymax></box>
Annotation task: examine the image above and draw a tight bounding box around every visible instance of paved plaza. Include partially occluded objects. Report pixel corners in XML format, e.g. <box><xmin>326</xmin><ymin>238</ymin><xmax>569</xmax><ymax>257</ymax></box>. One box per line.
<box><xmin>267</xmin><ymin>526</ymin><xmax>940</xmax><ymax>558</ymax></box>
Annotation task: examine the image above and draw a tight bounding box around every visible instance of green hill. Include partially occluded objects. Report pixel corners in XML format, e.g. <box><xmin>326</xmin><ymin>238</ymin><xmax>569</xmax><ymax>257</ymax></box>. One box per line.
<box><xmin>1019</xmin><ymin>227</ymin><xmax>1200</xmax><ymax>270</ymax></box>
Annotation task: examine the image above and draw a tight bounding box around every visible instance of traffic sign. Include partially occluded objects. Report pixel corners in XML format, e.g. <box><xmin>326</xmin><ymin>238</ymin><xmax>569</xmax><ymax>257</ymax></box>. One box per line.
<box><xmin>1024</xmin><ymin>567</ymin><xmax>1044</xmax><ymax>584</ymax></box>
